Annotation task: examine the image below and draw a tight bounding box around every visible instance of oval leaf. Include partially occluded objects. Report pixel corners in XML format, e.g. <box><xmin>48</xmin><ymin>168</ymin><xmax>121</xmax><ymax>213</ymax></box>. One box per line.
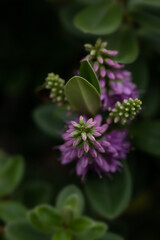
<box><xmin>106</xmin><ymin>27</ymin><xmax>139</xmax><ymax>63</ymax></box>
<box><xmin>52</xmin><ymin>231</ymin><xmax>71</xmax><ymax>240</ymax></box>
<box><xmin>85</xmin><ymin>162</ymin><xmax>132</xmax><ymax>219</ymax></box>
<box><xmin>80</xmin><ymin>60</ymin><xmax>100</xmax><ymax>94</ymax></box>
<box><xmin>5</xmin><ymin>220</ymin><xmax>50</xmax><ymax>240</ymax></box>
<box><xmin>0</xmin><ymin>155</ymin><xmax>24</xmax><ymax>197</ymax></box>
<box><xmin>0</xmin><ymin>201</ymin><xmax>26</xmax><ymax>222</ymax></box>
<box><xmin>129</xmin><ymin>121</ymin><xmax>160</xmax><ymax>157</ymax></box>
<box><xmin>56</xmin><ymin>185</ymin><xmax>84</xmax><ymax>216</ymax></box>
<box><xmin>74</xmin><ymin>1</ymin><xmax>123</xmax><ymax>35</ymax></box>
<box><xmin>64</xmin><ymin>76</ymin><xmax>101</xmax><ymax>116</ymax></box>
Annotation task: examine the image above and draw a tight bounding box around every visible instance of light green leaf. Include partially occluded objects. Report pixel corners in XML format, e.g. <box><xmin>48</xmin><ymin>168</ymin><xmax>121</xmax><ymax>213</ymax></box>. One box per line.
<box><xmin>28</xmin><ymin>205</ymin><xmax>62</xmax><ymax>234</ymax></box>
<box><xmin>64</xmin><ymin>76</ymin><xmax>101</xmax><ymax>116</ymax></box>
<box><xmin>74</xmin><ymin>1</ymin><xmax>123</xmax><ymax>35</ymax></box>
<box><xmin>70</xmin><ymin>217</ymin><xmax>94</xmax><ymax>234</ymax></box>
<box><xmin>80</xmin><ymin>60</ymin><xmax>100</xmax><ymax>94</ymax></box>
<box><xmin>5</xmin><ymin>220</ymin><xmax>50</xmax><ymax>240</ymax></box>
<box><xmin>106</xmin><ymin>27</ymin><xmax>139</xmax><ymax>63</ymax></box>
<box><xmin>56</xmin><ymin>185</ymin><xmax>84</xmax><ymax>216</ymax></box>
<box><xmin>85</xmin><ymin>162</ymin><xmax>132</xmax><ymax>219</ymax></box>
<box><xmin>99</xmin><ymin>232</ymin><xmax>124</xmax><ymax>240</ymax></box>
<box><xmin>0</xmin><ymin>154</ymin><xmax>24</xmax><ymax>197</ymax></box>
<box><xmin>33</xmin><ymin>104</ymin><xmax>73</xmax><ymax>140</ymax></box>
<box><xmin>129</xmin><ymin>121</ymin><xmax>160</xmax><ymax>157</ymax></box>
<box><xmin>0</xmin><ymin>201</ymin><xmax>26</xmax><ymax>222</ymax></box>
<box><xmin>52</xmin><ymin>231</ymin><xmax>71</xmax><ymax>240</ymax></box>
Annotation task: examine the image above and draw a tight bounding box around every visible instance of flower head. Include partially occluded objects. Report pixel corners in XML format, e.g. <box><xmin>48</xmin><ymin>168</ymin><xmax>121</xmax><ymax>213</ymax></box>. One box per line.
<box><xmin>59</xmin><ymin>115</ymin><xmax>130</xmax><ymax>179</ymax></box>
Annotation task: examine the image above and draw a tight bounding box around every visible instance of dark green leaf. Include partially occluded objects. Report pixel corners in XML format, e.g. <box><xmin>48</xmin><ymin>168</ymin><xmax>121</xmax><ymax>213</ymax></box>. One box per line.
<box><xmin>128</xmin><ymin>0</ymin><xmax>160</xmax><ymax>7</ymax></box>
<box><xmin>56</xmin><ymin>185</ymin><xmax>84</xmax><ymax>216</ymax></box>
<box><xmin>0</xmin><ymin>201</ymin><xmax>26</xmax><ymax>222</ymax></box>
<box><xmin>52</xmin><ymin>231</ymin><xmax>71</xmax><ymax>240</ymax></box>
<box><xmin>64</xmin><ymin>76</ymin><xmax>101</xmax><ymax>116</ymax></box>
<box><xmin>70</xmin><ymin>217</ymin><xmax>94</xmax><ymax>234</ymax></box>
<box><xmin>130</xmin><ymin>121</ymin><xmax>160</xmax><ymax>157</ymax></box>
<box><xmin>28</xmin><ymin>205</ymin><xmax>62</xmax><ymax>234</ymax></box>
<box><xmin>99</xmin><ymin>232</ymin><xmax>124</xmax><ymax>240</ymax></box>
<box><xmin>74</xmin><ymin>1</ymin><xmax>123</xmax><ymax>35</ymax></box>
<box><xmin>5</xmin><ymin>220</ymin><xmax>50</xmax><ymax>240</ymax></box>
<box><xmin>0</xmin><ymin>154</ymin><xmax>24</xmax><ymax>197</ymax></box>
<box><xmin>33</xmin><ymin>104</ymin><xmax>73</xmax><ymax>140</ymax></box>
<box><xmin>85</xmin><ymin>162</ymin><xmax>132</xmax><ymax>219</ymax></box>
<box><xmin>106</xmin><ymin>27</ymin><xmax>139</xmax><ymax>63</ymax></box>
<box><xmin>80</xmin><ymin>60</ymin><xmax>100</xmax><ymax>94</ymax></box>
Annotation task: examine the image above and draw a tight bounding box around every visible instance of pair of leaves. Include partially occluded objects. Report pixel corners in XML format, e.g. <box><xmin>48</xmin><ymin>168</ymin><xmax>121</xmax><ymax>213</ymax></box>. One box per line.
<box><xmin>74</xmin><ymin>1</ymin><xmax>123</xmax><ymax>35</ymax></box>
<box><xmin>65</xmin><ymin>60</ymin><xmax>101</xmax><ymax>116</ymax></box>
<box><xmin>130</xmin><ymin>121</ymin><xmax>160</xmax><ymax>157</ymax></box>
<box><xmin>0</xmin><ymin>150</ymin><xmax>24</xmax><ymax>198</ymax></box>
<box><xmin>85</xmin><ymin>162</ymin><xmax>132</xmax><ymax>219</ymax></box>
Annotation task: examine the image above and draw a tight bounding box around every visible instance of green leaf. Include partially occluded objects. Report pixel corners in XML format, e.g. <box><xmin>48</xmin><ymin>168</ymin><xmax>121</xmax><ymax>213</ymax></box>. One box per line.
<box><xmin>128</xmin><ymin>0</ymin><xmax>160</xmax><ymax>7</ymax></box>
<box><xmin>74</xmin><ymin>1</ymin><xmax>123</xmax><ymax>35</ymax></box>
<box><xmin>85</xmin><ymin>162</ymin><xmax>132</xmax><ymax>219</ymax></box>
<box><xmin>0</xmin><ymin>201</ymin><xmax>26</xmax><ymax>222</ymax></box>
<box><xmin>28</xmin><ymin>205</ymin><xmax>62</xmax><ymax>234</ymax></box>
<box><xmin>64</xmin><ymin>76</ymin><xmax>101</xmax><ymax>116</ymax></box>
<box><xmin>71</xmin><ymin>219</ymin><xmax>107</xmax><ymax>240</ymax></box>
<box><xmin>130</xmin><ymin>121</ymin><xmax>160</xmax><ymax>157</ymax></box>
<box><xmin>80</xmin><ymin>60</ymin><xmax>100</xmax><ymax>94</ymax></box>
<box><xmin>56</xmin><ymin>185</ymin><xmax>84</xmax><ymax>216</ymax></box>
<box><xmin>33</xmin><ymin>104</ymin><xmax>73</xmax><ymax>140</ymax></box>
<box><xmin>52</xmin><ymin>231</ymin><xmax>71</xmax><ymax>240</ymax></box>
<box><xmin>99</xmin><ymin>232</ymin><xmax>124</xmax><ymax>240</ymax></box>
<box><xmin>130</xmin><ymin>7</ymin><xmax>160</xmax><ymax>34</ymax></box>
<box><xmin>0</xmin><ymin>154</ymin><xmax>24</xmax><ymax>197</ymax></box>
<box><xmin>5</xmin><ymin>220</ymin><xmax>50</xmax><ymax>240</ymax></box>
<box><xmin>106</xmin><ymin>27</ymin><xmax>139</xmax><ymax>63</ymax></box>
<box><xmin>126</xmin><ymin>56</ymin><xmax>149</xmax><ymax>90</ymax></box>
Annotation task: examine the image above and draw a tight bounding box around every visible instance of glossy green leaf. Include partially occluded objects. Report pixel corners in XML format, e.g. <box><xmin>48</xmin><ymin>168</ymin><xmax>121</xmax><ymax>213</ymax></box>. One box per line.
<box><xmin>0</xmin><ymin>201</ymin><xmax>26</xmax><ymax>222</ymax></box>
<box><xmin>130</xmin><ymin>121</ymin><xmax>160</xmax><ymax>157</ymax></box>
<box><xmin>130</xmin><ymin>7</ymin><xmax>160</xmax><ymax>34</ymax></box>
<box><xmin>106</xmin><ymin>27</ymin><xmax>139</xmax><ymax>63</ymax></box>
<box><xmin>28</xmin><ymin>205</ymin><xmax>62</xmax><ymax>234</ymax></box>
<box><xmin>99</xmin><ymin>232</ymin><xmax>124</xmax><ymax>240</ymax></box>
<box><xmin>5</xmin><ymin>220</ymin><xmax>50</xmax><ymax>240</ymax></box>
<box><xmin>52</xmin><ymin>231</ymin><xmax>71</xmax><ymax>240</ymax></box>
<box><xmin>33</xmin><ymin>104</ymin><xmax>73</xmax><ymax>140</ymax></box>
<box><xmin>0</xmin><ymin>154</ymin><xmax>24</xmax><ymax>197</ymax></box>
<box><xmin>56</xmin><ymin>185</ymin><xmax>84</xmax><ymax>216</ymax></box>
<box><xmin>64</xmin><ymin>76</ymin><xmax>101</xmax><ymax>116</ymax></box>
<box><xmin>74</xmin><ymin>1</ymin><xmax>123</xmax><ymax>35</ymax></box>
<box><xmin>80</xmin><ymin>60</ymin><xmax>100</xmax><ymax>94</ymax></box>
<box><xmin>126</xmin><ymin>56</ymin><xmax>149</xmax><ymax>90</ymax></box>
<box><xmin>85</xmin><ymin>162</ymin><xmax>132</xmax><ymax>219</ymax></box>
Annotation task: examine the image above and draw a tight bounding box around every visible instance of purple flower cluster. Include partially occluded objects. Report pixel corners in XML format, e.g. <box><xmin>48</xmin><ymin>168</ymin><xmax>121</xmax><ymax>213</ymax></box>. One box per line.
<box><xmin>59</xmin><ymin>115</ymin><xmax>130</xmax><ymax>179</ymax></box>
<box><xmin>84</xmin><ymin>39</ymin><xmax>139</xmax><ymax>109</ymax></box>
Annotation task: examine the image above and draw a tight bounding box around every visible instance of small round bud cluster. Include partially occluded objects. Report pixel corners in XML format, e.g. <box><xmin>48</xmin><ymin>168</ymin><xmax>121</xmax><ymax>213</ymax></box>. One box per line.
<box><xmin>108</xmin><ymin>98</ymin><xmax>142</xmax><ymax>124</ymax></box>
<box><xmin>45</xmin><ymin>73</ymin><xmax>67</xmax><ymax>106</ymax></box>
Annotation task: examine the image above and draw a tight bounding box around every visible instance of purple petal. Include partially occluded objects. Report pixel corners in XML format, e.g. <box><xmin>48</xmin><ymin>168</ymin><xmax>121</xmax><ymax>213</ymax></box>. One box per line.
<box><xmin>107</xmin><ymin>71</ymin><xmax>115</xmax><ymax>80</ymax></box>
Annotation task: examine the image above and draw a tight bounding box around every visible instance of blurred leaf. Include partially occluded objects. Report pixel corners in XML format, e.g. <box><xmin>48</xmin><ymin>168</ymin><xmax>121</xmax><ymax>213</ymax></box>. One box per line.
<box><xmin>52</xmin><ymin>231</ymin><xmax>71</xmax><ymax>240</ymax></box>
<box><xmin>0</xmin><ymin>153</ymin><xmax>24</xmax><ymax>198</ymax></box>
<box><xmin>85</xmin><ymin>162</ymin><xmax>132</xmax><ymax>219</ymax></box>
<box><xmin>56</xmin><ymin>185</ymin><xmax>84</xmax><ymax>216</ymax></box>
<box><xmin>106</xmin><ymin>27</ymin><xmax>139</xmax><ymax>63</ymax></box>
<box><xmin>76</xmin><ymin>0</ymin><xmax>106</xmax><ymax>4</ymax></box>
<box><xmin>0</xmin><ymin>201</ymin><xmax>26</xmax><ymax>222</ymax></box>
<box><xmin>74</xmin><ymin>1</ymin><xmax>123</xmax><ymax>35</ymax></box>
<box><xmin>80</xmin><ymin>60</ymin><xmax>100</xmax><ymax>94</ymax></box>
<box><xmin>139</xmin><ymin>30</ymin><xmax>160</xmax><ymax>53</ymax></box>
<box><xmin>5</xmin><ymin>220</ymin><xmax>50</xmax><ymax>240</ymax></box>
<box><xmin>128</xmin><ymin>0</ymin><xmax>160</xmax><ymax>7</ymax></box>
<box><xmin>130</xmin><ymin>121</ymin><xmax>160</xmax><ymax>157</ymax></box>
<box><xmin>33</xmin><ymin>104</ymin><xmax>72</xmax><ymax>140</ymax></box>
<box><xmin>99</xmin><ymin>232</ymin><xmax>124</xmax><ymax>240</ymax></box>
<box><xmin>62</xmin><ymin>194</ymin><xmax>81</xmax><ymax>218</ymax></box>
<box><xmin>65</xmin><ymin>76</ymin><xmax>101</xmax><ymax>116</ymax></box>
<box><xmin>127</xmin><ymin>56</ymin><xmax>149</xmax><ymax>90</ymax></box>
<box><xmin>16</xmin><ymin>180</ymin><xmax>53</xmax><ymax>208</ymax></box>
<box><xmin>130</xmin><ymin>7</ymin><xmax>160</xmax><ymax>34</ymax></box>
<box><xmin>70</xmin><ymin>217</ymin><xmax>93</xmax><ymax>234</ymax></box>
<box><xmin>28</xmin><ymin>205</ymin><xmax>62</xmax><ymax>234</ymax></box>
